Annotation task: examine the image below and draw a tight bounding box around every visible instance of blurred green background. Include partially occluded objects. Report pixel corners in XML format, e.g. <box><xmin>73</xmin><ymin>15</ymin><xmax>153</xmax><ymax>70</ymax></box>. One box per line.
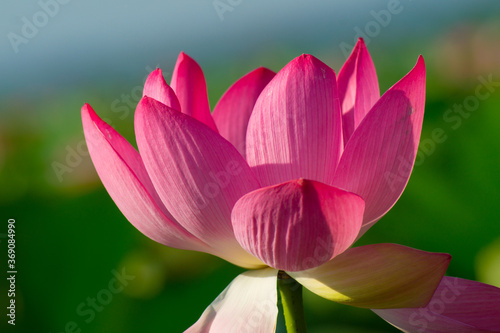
<box><xmin>1</xmin><ymin>1</ymin><xmax>500</xmax><ymax>332</ymax></box>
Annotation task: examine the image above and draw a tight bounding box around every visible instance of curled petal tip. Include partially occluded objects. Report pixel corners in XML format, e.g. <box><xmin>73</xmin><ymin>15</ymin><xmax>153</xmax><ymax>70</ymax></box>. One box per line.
<box><xmin>178</xmin><ymin>51</ymin><xmax>191</xmax><ymax>61</ymax></box>
<box><xmin>293</xmin><ymin>53</ymin><xmax>323</xmax><ymax>66</ymax></box>
<box><xmin>255</xmin><ymin>66</ymin><xmax>275</xmax><ymax>76</ymax></box>
<box><xmin>175</xmin><ymin>51</ymin><xmax>193</xmax><ymax>67</ymax></box>
<box><xmin>143</xmin><ymin>69</ymin><xmax>181</xmax><ymax>111</ymax></box>
<box><xmin>413</xmin><ymin>55</ymin><xmax>426</xmax><ymax>74</ymax></box>
<box><xmin>144</xmin><ymin>68</ymin><xmax>163</xmax><ymax>83</ymax></box>
<box><xmin>136</xmin><ymin>96</ymin><xmax>161</xmax><ymax>118</ymax></box>
<box><xmin>81</xmin><ymin>103</ymin><xmax>92</xmax><ymax>114</ymax></box>
<box><xmin>138</xmin><ymin>95</ymin><xmax>151</xmax><ymax>107</ymax></box>
<box><xmin>81</xmin><ymin>103</ymin><xmax>100</xmax><ymax>124</ymax></box>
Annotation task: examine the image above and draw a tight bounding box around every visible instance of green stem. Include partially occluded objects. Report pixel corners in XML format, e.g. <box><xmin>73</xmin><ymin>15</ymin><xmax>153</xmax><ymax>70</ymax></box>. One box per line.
<box><xmin>278</xmin><ymin>271</ymin><xmax>308</xmax><ymax>333</ymax></box>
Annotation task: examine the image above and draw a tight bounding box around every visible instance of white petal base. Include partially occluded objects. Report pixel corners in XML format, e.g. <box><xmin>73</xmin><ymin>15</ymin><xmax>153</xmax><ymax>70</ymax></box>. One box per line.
<box><xmin>185</xmin><ymin>268</ymin><xmax>278</xmax><ymax>333</ymax></box>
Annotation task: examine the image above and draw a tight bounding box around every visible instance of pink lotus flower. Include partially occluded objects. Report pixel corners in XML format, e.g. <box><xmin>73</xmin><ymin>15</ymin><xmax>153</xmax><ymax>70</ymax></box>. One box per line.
<box><xmin>82</xmin><ymin>39</ymin><xmax>500</xmax><ymax>332</ymax></box>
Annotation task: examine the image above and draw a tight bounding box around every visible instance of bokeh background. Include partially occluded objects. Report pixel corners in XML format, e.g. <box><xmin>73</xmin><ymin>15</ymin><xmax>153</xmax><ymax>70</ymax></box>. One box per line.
<box><xmin>2</xmin><ymin>1</ymin><xmax>500</xmax><ymax>332</ymax></box>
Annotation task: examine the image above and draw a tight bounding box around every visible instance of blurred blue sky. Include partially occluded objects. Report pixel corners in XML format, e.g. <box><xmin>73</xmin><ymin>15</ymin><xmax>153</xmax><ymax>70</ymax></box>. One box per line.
<box><xmin>1</xmin><ymin>0</ymin><xmax>499</xmax><ymax>100</ymax></box>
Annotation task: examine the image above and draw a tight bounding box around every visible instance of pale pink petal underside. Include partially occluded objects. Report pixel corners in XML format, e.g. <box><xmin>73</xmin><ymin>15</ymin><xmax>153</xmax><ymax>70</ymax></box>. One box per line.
<box><xmin>333</xmin><ymin>56</ymin><xmax>426</xmax><ymax>231</ymax></box>
<box><xmin>212</xmin><ymin>67</ymin><xmax>275</xmax><ymax>158</ymax></box>
<box><xmin>170</xmin><ymin>52</ymin><xmax>218</xmax><ymax>132</ymax></box>
<box><xmin>374</xmin><ymin>277</ymin><xmax>500</xmax><ymax>332</ymax></box>
<box><xmin>135</xmin><ymin>97</ymin><xmax>264</xmax><ymax>268</ymax></box>
<box><xmin>232</xmin><ymin>179</ymin><xmax>364</xmax><ymax>271</ymax></box>
<box><xmin>143</xmin><ymin>68</ymin><xmax>181</xmax><ymax>111</ymax></box>
<box><xmin>246</xmin><ymin>54</ymin><xmax>343</xmax><ymax>187</ymax></box>
<box><xmin>290</xmin><ymin>243</ymin><xmax>450</xmax><ymax>309</ymax></box>
<box><xmin>81</xmin><ymin>104</ymin><xmax>208</xmax><ymax>252</ymax></box>
<box><xmin>185</xmin><ymin>268</ymin><xmax>278</xmax><ymax>333</ymax></box>
<box><xmin>337</xmin><ymin>38</ymin><xmax>379</xmax><ymax>144</ymax></box>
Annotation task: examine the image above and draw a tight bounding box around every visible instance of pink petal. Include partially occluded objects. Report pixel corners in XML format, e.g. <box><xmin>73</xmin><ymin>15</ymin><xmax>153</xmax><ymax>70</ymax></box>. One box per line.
<box><xmin>212</xmin><ymin>67</ymin><xmax>275</xmax><ymax>158</ymax></box>
<box><xmin>289</xmin><ymin>243</ymin><xmax>450</xmax><ymax>309</ymax></box>
<box><xmin>333</xmin><ymin>56</ymin><xmax>426</xmax><ymax>230</ymax></box>
<box><xmin>337</xmin><ymin>38</ymin><xmax>380</xmax><ymax>144</ymax></box>
<box><xmin>135</xmin><ymin>96</ymin><xmax>264</xmax><ymax>268</ymax></box>
<box><xmin>231</xmin><ymin>178</ymin><xmax>364</xmax><ymax>271</ymax></box>
<box><xmin>81</xmin><ymin>104</ymin><xmax>208</xmax><ymax>252</ymax></box>
<box><xmin>170</xmin><ymin>52</ymin><xmax>218</xmax><ymax>132</ymax></box>
<box><xmin>185</xmin><ymin>268</ymin><xmax>278</xmax><ymax>333</ymax></box>
<box><xmin>143</xmin><ymin>68</ymin><xmax>181</xmax><ymax>111</ymax></box>
<box><xmin>373</xmin><ymin>277</ymin><xmax>500</xmax><ymax>332</ymax></box>
<box><xmin>246</xmin><ymin>54</ymin><xmax>343</xmax><ymax>187</ymax></box>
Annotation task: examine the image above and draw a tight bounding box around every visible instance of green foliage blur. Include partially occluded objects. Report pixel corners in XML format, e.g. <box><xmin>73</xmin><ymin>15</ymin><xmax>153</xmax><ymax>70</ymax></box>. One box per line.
<box><xmin>1</xmin><ymin>19</ymin><xmax>500</xmax><ymax>333</ymax></box>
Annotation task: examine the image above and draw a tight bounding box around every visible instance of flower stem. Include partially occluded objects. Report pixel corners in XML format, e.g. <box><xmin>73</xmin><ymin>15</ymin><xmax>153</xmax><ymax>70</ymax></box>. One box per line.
<box><xmin>278</xmin><ymin>271</ymin><xmax>308</xmax><ymax>333</ymax></box>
